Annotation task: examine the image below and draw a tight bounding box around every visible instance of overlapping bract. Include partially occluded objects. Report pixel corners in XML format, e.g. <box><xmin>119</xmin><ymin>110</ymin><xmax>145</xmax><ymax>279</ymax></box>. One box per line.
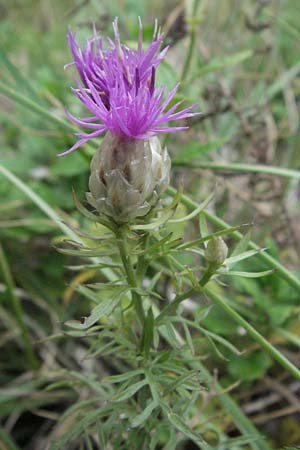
<box><xmin>87</xmin><ymin>132</ymin><xmax>170</xmax><ymax>221</ymax></box>
<box><xmin>62</xmin><ymin>18</ymin><xmax>198</xmax><ymax>155</ymax></box>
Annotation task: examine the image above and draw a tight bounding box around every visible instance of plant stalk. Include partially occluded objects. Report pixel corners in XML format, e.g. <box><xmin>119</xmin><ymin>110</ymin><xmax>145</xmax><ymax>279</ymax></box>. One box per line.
<box><xmin>181</xmin><ymin>0</ymin><xmax>201</xmax><ymax>82</ymax></box>
<box><xmin>173</xmin><ymin>160</ymin><xmax>300</xmax><ymax>180</ymax></box>
<box><xmin>116</xmin><ymin>230</ymin><xmax>145</xmax><ymax>328</ymax></box>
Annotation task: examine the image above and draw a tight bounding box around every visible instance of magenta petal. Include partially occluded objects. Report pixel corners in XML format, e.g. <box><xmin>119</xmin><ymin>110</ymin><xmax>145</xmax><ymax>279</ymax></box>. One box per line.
<box><xmin>63</xmin><ymin>18</ymin><xmax>199</xmax><ymax>154</ymax></box>
<box><xmin>65</xmin><ymin>109</ymin><xmax>102</xmax><ymax>129</ymax></box>
<box><xmin>58</xmin><ymin>138</ymin><xmax>90</xmax><ymax>156</ymax></box>
<box><xmin>75</xmin><ymin>127</ymin><xmax>106</xmax><ymax>139</ymax></box>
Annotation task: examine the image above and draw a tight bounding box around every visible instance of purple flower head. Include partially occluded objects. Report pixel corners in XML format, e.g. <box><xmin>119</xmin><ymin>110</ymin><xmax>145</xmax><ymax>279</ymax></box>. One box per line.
<box><xmin>61</xmin><ymin>18</ymin><xmax>198</xmax><ymax>156</ymax></box>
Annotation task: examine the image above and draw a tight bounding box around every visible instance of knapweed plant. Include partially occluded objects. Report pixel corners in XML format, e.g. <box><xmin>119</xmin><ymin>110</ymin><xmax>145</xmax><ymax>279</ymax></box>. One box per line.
<box><xmin>41</xmin><ymin>17</ymin><xmax>300</xmax><ymax>450</ymax></box>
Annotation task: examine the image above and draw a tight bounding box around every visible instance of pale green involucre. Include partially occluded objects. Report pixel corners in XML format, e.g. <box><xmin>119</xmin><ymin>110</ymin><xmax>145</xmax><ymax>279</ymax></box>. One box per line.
<box><xmin>87</xmin><ymin>132</ymin><xmax>171</xmax><ymax>221</ymax></box>
<box><xmin>205</xmin><ymin>236</ymin><xmax>228</xmax><ymax>265</ymax></box>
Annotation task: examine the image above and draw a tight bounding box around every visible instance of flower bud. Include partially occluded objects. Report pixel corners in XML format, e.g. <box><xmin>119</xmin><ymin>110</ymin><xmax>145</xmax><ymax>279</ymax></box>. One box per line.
<box><xmin>86</xmin><ymin>132</ymin><xmax>171</xmax><ymax>222</ymax></box>
<box><xmin>205</xmin><ymin>237</ymin><xmax>228</xmax><ymax>266</ymax></box>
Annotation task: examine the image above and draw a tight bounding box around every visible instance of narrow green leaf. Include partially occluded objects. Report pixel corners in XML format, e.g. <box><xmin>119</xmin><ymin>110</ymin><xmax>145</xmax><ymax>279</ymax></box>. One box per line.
<box><xmin>87</xmin><ymin>282</ymin><xmax>127</xmax><ymax>290</ymax></box>
<box><xmin>61</xmin><ymin>222</ymin><xmax>114</xmax><ymax>241</ymax></box>
<box><xmin>56</xmin><ymin>246</ymin><xmax>117</xmax><ymax>257</ymax></box>
<box><xmin>161</xmin><ymin>322</ymin><xmax>180</xmax><ymax>348</ymax></box>
<box><xmin>199</xmin><ymin>212</ymin><xmax>209</xmax><ymax>239</ymax></box>
<box><xmin>131</xmin><ymin>400</ymin><xmax>158</xmax><ymax>428</ymax></box>
<box><xmin>49</xmin><ymin>407</ymin><xmax>111</xmax><ymax>450</ymax></box>
<box><xmin>226</xmin><ymin>249</ymin><xmax>266</xmax><ymax>267</ymax></box>
<box><xmin>75</xmin><ymin>285</ymin><xmax>102</xmax><ymax>304</ymax></box>
<box><xmin>160</xmin><ymin>402</ymin><xmax>209</xmax><ymax>448</ymax></box>
<box><xmin>112</xmin><ymin>379</ymin><xmax>147</xmax><ymax>402</ymax></box>
<box><xmin>143</xmin><ymin>368</ymin><xmax>160</xmax><ymax>403</ymax></box>
<box><xmin>175</xmin><ymin>224</ymin><xmax>249</xmax><ymax>251</ymax></box>
<box><xmin>65</xmin><ymin>289</ymin><xmax>124</xmax><ymax>330</ymax></box>
<box><xmin>164</xmin><ymin>371</ymin><xmax>200</xmax><ymax>395</ymax></box>
<box><xmin>221</xmin><ymin>435</ymin><xmax>260</xmax><ymax>448</ymax></box>
<box><xmin>141</xmin><ymin>307</ymin><xmax>154</xmax><ymax>357</ymax></box>
<box><xmin>72</xmin><ymin>190</ymin><xmax>115</xmax><ymax>231</ymax></box>
<box><xmin>182</xmin><ymin>322</ymin><xmax>195</xmax><ymax>355</ymax></box>
<box><xmin>169</xmin><ymin>192</ymin><xmax>214</xmax><ymax>223</ymax></box>
<box><xmin>159</xmin><ymin>185</ymin><xmax>183</xmax><ymax>211</ymax></box>
<box><xmin>219</xmin><ymin>269</ymin><xmax>274</xmax><ymax>278</ymax></box>
<box><xmin>197</xmin><ymin>325</ymin><xmax>242</xmax><ymax>356</ymax></box>
<box><xmin>67</xmin><ymin>262</ymin><xmax>122</xmax><ymax>271</ymax></box>
<box><xmin>84</xmin><ymin>432</ymin><xmax>94</xmax><ymax>450</ymax></box>
<box><xmin>96</xmin><ymin>420</ymin><xmax>107</xmax><ymax>449</ymax></box>
<box><xmin>104</xmin><ymin>369</ymin><xmax>144</xmax><ymax>384</ymax></box>
<box><xmin>60</xmin><ymin>398</ymin><xmax>102</xmax><ymax>421</ymax></box>
<box><xmin>130</xmin><ymin>210</ymin><xmax>173</xmax><ymax>230</ymax></box>
<box><xmin>230</xmin><ymin>229</ymin><xmax>252</xmax><ymax>257</ymax></box>
<box><xmin>134</xmin><ymin>232</ymin><xmax>174</xmax><ymax>255</ymax></box>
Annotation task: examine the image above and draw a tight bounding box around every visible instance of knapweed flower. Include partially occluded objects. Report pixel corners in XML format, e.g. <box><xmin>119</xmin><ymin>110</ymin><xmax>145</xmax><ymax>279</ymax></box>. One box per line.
<box><xmin>63</xmin><ymin>18</ymin><xmax>198</xmax><ymax>221</ymax></box>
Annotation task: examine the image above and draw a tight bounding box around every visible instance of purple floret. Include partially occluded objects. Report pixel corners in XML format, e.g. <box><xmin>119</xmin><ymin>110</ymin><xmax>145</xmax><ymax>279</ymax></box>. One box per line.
<box><xmin>61</xmin><ymin>18</ymin><xmax>198</xmax><ymax>156</ymax></box>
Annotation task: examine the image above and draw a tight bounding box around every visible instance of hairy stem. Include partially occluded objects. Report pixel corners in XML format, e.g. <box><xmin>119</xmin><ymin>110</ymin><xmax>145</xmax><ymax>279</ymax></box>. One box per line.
<box><xmin>116</xmin><ymin>229</ymin><xmax>145</xmax><ymax>328</ymax></box>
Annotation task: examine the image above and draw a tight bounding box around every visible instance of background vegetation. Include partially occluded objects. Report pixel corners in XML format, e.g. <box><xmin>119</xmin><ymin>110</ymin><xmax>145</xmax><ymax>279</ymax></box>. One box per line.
<box><xmin>1</xmin><ymin>0</ymin><xmax>300</xmax><ymax>449</ymax></box>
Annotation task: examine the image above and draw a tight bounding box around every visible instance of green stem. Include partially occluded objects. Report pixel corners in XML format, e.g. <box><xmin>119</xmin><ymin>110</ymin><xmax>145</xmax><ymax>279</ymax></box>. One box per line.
<box><xmin>166</xmin><ymin>186</ymin><xmax>300</xmax><ymax>293</ymax></box>
<box><xmin>203</xmin><ymin>287</ymin><xmax>300</xmax><ymax>380</ymax></box>
<box><xmin>173</xmin><ymin>160</ymin><xmax>300</xmax><ymax>180</ymax></box>
<box><xmin>136</xmin><ymin>233</ymin><xmax>150</xmax><ymax>282</ymax></box>
<box><xmin>156</xmin><ymin>263</ymin><xmax>217</xmax><ymax>324</ymax></box>
<box><xmin>0</xmin><ymin>243</ymin><xmax>39</xmax><ymax>370</ymax></box>
<box><xmin>156</xmin><ymin>287</ymin><xmax>195</xmax><ymax>324</ymax></box>
<box><xmin>116</xmin><ymin>230</ymin><xmax>145</xmax><ymax>326</ymax></box>
<box><xmin>198</xmin><ymin>262</ymin><xmax>217</xmax><ymax>286</ymax></box>
<box><xmin>180</xmin><ymin>0</ymin><xmax>201</xmax><ymax>82</ymax></box>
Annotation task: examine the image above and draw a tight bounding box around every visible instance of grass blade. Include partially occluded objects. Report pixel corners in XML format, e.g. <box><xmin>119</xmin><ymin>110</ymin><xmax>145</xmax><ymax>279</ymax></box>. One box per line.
<box><xmin>173</xmin><ymin>161</ymin><xmax>300</xmax><ymax>180</ymax></box>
